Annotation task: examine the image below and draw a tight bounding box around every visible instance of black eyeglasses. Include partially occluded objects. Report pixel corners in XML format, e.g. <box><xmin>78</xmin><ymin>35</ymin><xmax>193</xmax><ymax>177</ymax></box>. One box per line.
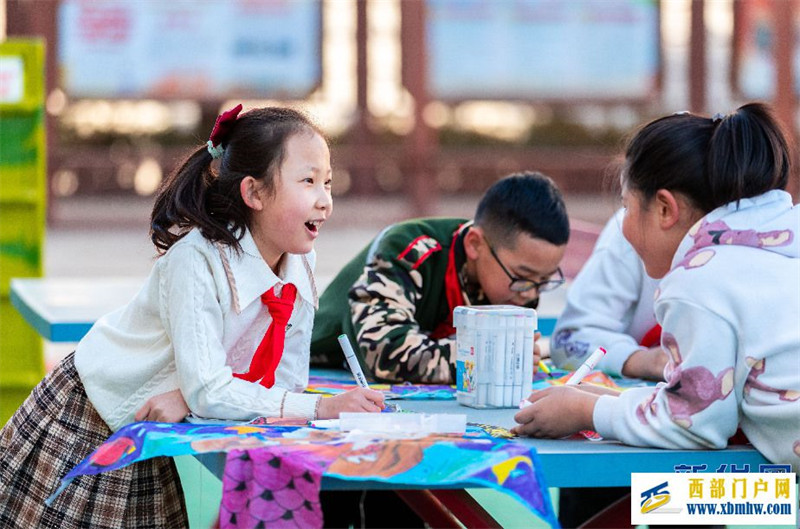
<box><xmin>486</xmin><ymin>241</ymin><xmax>565</xmax><ymax>293</ymax></box>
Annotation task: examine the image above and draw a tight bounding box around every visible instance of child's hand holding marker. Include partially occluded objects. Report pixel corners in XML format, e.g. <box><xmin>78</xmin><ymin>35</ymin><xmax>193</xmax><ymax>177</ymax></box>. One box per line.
<box><xmin>315</xmin><ymin>335</ymin><xmax>385</xmax><ymax>420</ymax></box>
<box><xmin>316</xmin><ymin>387</ymin><xmax>385</xmax><ymax>419</ymax></box>
<box><xmin>521</xmin><ymin>346</ymin><xmax>606</xmax><ymax>407</ymax></box>
<box><xmin>513</xmin><ymin>347</ymin><xmax>607</xmax><ymax>438</ymax></box>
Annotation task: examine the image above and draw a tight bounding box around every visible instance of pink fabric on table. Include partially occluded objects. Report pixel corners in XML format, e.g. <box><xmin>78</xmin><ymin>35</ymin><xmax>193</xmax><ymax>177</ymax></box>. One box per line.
<box><xmin>220</xmin><ymin>447</ymin><xmax>328</xmax><ymax>529</ymax></box>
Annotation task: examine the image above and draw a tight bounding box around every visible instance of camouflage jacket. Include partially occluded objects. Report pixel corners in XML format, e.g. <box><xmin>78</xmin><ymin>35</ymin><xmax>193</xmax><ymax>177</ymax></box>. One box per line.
<box><xmin>311</xmin><ymin>218</ymin><xmax>486</xmax><ymax>384</ymax></box>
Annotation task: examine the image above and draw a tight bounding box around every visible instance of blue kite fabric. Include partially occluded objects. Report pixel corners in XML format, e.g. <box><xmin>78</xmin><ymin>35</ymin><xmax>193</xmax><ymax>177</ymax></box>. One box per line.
<box><xmin>50</xmin><ymin>421</ymin><xmax>558</xmax><ymax>528</ymax></box>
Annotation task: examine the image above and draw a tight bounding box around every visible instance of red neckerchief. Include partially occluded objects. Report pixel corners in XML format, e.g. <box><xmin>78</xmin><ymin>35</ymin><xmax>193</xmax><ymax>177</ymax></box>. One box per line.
<box><xmin>234</xmin><ymin>283</ymin><xmax>297</xmax><ymax>388</ymax></box>
<box><xmin>430</xmin><ymin>225</ymin><xmax>468</xmax><ymax>339</ymax></box>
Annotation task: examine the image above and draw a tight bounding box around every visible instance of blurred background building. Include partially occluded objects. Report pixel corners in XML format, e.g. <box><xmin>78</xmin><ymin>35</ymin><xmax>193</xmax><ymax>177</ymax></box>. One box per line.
<box><xmin>2</xmin><ymin>0</ymin><xmax>798</xmax><ymax>219</ymax></box>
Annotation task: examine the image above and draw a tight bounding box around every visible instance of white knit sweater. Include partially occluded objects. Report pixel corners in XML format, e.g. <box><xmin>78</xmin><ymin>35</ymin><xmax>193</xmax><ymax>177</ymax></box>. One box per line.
<box><xmin>75</xmin><ymin>228</ymin><xmax>320</xmax><ymax>432</ymax></box>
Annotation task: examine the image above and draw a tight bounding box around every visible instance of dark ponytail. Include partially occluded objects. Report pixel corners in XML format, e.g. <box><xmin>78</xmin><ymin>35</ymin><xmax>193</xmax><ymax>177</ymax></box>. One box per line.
<box><xmin>150</xmin><ymin>106</ymin><xmax>324</xmax><ymax>254</ymax></box>
<box><xmin>623</xmin><ymin>102</ymin><xmax>792</xmax><ymax>213</ymax></box>
<box><xmin>707</xmin><ymin>103</ymin><xmax>791</xmax><ymax>207</ymax></box>
<box><xmin>150</xmin><ymin>147</ymin><xmax>216</xmax><ymax>253</ymax></box>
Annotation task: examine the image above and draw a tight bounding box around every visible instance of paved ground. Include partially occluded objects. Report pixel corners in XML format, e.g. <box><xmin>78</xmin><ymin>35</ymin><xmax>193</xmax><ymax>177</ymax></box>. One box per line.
<box><xmin>42</xmin><ymin>192</ymin><xmax>619</xmax><ymax>367</ymax></box>
<box><xmin>46</xmin><ymin>192</ymin><xmax>619</xmax><ymax>278</ymax></box>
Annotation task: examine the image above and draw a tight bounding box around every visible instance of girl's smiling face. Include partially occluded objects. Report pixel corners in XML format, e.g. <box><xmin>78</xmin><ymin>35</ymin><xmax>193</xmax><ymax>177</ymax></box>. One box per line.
<box><xmin>246</xmin><ymin>130</ymin><xmax>332</xmax><ymax>270</ymax></box>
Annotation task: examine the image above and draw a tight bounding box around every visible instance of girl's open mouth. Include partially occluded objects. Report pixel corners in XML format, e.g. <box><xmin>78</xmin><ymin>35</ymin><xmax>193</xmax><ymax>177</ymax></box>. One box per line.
<box><xmin>305</xmin><ymin>220</ymin><xmax>321</xmax><ymax>234</ymax></box>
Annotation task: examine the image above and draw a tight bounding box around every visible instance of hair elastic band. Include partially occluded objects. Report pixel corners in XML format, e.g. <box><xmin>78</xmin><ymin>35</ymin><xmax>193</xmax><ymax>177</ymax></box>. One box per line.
<box><xmin>207</xmin><ymin>140</ymin><xmax>225</xmax><ymax>159</ymax></box>
<box><xmin>712</xmin><ymin>112</ymin><xmax>725</xmax><ymax>123</ymax></box>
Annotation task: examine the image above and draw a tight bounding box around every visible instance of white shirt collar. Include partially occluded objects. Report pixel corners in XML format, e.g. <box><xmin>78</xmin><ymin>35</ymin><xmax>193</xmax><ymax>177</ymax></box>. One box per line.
<box><xmin>220</xmin><ymin>228</ymin><xmax>318</xmax><ymax>313</ymax></box>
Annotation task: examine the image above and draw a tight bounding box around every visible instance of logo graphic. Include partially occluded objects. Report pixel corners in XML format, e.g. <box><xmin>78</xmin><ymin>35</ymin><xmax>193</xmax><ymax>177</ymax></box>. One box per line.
<box><xmin>632</xmin><ymin>472</ymin><xmax>796</xmax><ymax>525</ymax></box>
<box><xmin>641</xmin><ymin>481</ymin><xmax>672</xmax><ymax>514</ymax></box>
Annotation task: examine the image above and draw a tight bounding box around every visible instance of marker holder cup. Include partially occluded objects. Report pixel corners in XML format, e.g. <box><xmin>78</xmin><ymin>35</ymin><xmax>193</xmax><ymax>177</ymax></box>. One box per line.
<box><xmin>454</xmin><ymin>305</ymin><xmax>537</xmax><ymax>408</ymax></box>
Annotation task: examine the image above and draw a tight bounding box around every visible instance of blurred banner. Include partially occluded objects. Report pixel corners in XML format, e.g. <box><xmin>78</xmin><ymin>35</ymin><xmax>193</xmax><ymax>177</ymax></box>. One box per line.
<box><xmin>57</xmin><ymin>0</ymin><xmax>321</xmax><ymax>99</ymax></box>
<box><xmin>0</xmin><ymin>56</ymin><xmax>26</xmax><ymax>103</ymax></box>
<box><xmin>0</xmin><ymin>39</ymin><xmax>46</xmax><ymax>424</ymax></box>
<box><xmin>734</xmin><ymin>0</ymin><xmax>800</xmax><ymax>99</ymax></box>
<box><xmin>427</xmin><ymin>0</ymin><xmax>660</xmax><ymax>101</ymax></box>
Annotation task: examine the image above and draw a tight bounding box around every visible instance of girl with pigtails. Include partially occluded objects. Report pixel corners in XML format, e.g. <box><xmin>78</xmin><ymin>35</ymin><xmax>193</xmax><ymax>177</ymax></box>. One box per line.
<box><xmin>0</xmin><ymin>105</ymin><xmax>384</xmax><ymax>528</ymax></box>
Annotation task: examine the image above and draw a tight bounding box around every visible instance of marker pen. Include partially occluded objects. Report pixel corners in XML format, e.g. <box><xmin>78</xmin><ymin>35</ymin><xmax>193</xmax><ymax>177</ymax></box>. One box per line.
<box><xmin>490</xmin><ymin>313</ymin><xmax>506</xmax><ymax>407</ymax></box>
<box><xmin>512</xmin><ymin>314</ymin><xmax>525</xmax><ymax>405</ymax></box>
<box><xmin>337</xmin><ymin>334</ymin><xmax>370</xmax><ymax>389</ymax></box>
<box><xmin>519</xmin><ymin>347</ymin><xmax>607</xmax><ymax>409</ymax></box>
<box><xmin>522</xmin><ymin>313</ymin><xmax>535</xmax><ymax>394</ymax></box>
<box><xmin>565</xmin><ymin>347</ymin><xmax>607</xmax><ymax>386</ymax></box>
<box><xmin>537</xmin><ymin>360</ymin><xmax>553</xmax><ymax>378</ymax></box>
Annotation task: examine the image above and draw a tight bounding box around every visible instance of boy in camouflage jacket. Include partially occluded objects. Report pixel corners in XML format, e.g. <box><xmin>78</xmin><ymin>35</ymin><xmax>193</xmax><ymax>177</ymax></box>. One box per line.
<box><xmin>311</xmin><ymin>172</ymin><xmax>570</xmax><ymax>384</ymax></box>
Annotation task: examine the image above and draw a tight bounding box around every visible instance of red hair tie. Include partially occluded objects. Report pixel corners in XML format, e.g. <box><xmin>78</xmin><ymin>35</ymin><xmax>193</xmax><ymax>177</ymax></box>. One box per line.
<box><xmin>207</xmin><ymin>103</ymin><xmax>243</xmax><ymax>159</ymax></box>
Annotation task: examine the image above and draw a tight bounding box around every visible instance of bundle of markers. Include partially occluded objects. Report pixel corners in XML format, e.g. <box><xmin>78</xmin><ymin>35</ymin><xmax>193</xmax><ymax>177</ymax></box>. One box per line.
<box><xmin>454</xmin><ymin>305</ymin><xmax>537</xmax><ymax>408</ymax></box>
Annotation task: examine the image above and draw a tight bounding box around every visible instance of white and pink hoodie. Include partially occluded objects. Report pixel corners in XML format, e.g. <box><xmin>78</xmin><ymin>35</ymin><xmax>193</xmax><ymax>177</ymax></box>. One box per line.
<box><xmin>593</xmin><ymin>189</ymin><xmax>800</xmax><ymax>472</ymax></box>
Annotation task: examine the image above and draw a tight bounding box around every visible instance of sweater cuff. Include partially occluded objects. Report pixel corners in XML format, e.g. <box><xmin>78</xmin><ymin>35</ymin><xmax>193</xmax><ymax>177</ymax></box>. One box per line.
<box><xmin>592</xmin><ymin>394</ymin><xmax>619</xmax><ymax>440</ymax></box>
<box><xmin>282</xmin><ymin>391</ymin><xmax>320</xmax><ymax>419</ymax></box>
<box><xmin>600</xmin><ymin>343</ymin><xmax>642</xmax><ymax>377</ymax></box>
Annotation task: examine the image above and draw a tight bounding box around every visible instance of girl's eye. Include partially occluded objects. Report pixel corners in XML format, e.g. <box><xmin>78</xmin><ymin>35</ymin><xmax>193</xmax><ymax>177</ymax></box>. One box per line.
<box><xmin>304</xmin><ymin>177</ymin><xmax>314</xmax><ymax>184</ymax></box>
<box><xmin>324</xmin><ymin>178</ymin><xmax>332</xmax><ymax>187</ymax></box>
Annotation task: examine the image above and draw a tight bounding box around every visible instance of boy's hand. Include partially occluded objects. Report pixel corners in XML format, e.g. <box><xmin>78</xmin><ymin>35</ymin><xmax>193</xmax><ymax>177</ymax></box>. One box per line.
<box><xmin>135</xmin><ymin>389</ymin><xmax>189</xmax><ymax>423</ymax></box>
<box><xmin>316</xmin><ymin>388</ymin><xmax>385</xmax><ymax>419</ymax></box>
<box><xmin>622</xmin><ymin>346</ymin><xmax>668</xmax><ymax>381</ymax></box>
<box><xmin>511</xmin><ymin>386</ymin><xmax>599</xmax><ymax>438</ymax></box>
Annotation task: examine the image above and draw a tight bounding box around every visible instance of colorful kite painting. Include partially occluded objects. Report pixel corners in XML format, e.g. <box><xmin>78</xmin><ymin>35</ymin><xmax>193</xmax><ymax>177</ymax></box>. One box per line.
<box><xmin>531</xmin><ymin>362</ymin><xmax>652</xmax><ymax>391</ymax></box>
<box><xmin>309</xmin><ymin>364</ymin><xmax>642</xmax><ymax>398</ymax></box>
<box><xmin>306</xmin><ymin>375</ymin><xmax>456</xmax><ymax>400</ymax></box>
<box><xmin>47</xmin><ymin>368</ymin><xmax>645</xmax><ymax>527</ymax></box>
<box><xmin>48</xmin><ymin>421</ymin><xmax>558</xmax><ymax>528</ymax></box>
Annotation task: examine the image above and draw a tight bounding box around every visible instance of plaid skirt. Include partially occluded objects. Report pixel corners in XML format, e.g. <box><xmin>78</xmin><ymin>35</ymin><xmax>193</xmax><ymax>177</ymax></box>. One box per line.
<box><xmin>0</xmin><ymin>353</ymin><xmax>188</xmax><ymax>529</ymax></box>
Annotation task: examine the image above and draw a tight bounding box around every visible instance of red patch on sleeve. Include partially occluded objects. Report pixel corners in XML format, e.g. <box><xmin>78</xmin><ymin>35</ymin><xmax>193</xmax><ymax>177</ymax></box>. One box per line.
<box><xmin>397</xmin><ymin>236</ymin><xmax>442</xmax><ymax>270</ymax></box>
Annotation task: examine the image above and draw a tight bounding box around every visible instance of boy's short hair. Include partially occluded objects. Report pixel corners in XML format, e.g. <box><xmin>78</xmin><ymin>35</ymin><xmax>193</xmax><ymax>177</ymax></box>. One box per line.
<box><xmin>474</xmin><ymin>171</ymin><xmax>569</xmax><ymax>248</ymax></box>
